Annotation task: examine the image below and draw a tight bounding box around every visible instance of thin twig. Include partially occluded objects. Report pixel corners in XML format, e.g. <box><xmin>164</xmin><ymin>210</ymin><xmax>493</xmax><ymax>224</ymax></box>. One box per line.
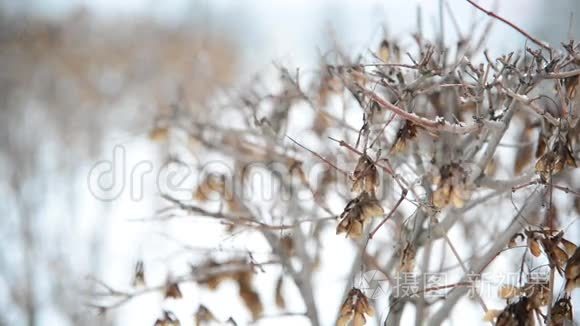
<box><xmin>287</xmin><ymin>135</ymin><xmax>351</xmax><ymax>178</ymax></box>
<box><xmin>465</xmin><ymin>0</ymin><xmax>550</xmax><ymax>51</ymax></box>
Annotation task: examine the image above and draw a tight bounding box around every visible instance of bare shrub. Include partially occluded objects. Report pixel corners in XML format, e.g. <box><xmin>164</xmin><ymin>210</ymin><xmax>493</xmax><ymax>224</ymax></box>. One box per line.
<box><xmin>80</xmin><ymin>2</ymin><xmax>580</xmax><ymax>325</ymax></box>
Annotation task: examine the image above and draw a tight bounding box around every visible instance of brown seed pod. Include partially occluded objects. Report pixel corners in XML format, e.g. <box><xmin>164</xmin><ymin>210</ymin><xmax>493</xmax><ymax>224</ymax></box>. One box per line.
<box><xmin>351</xmin><ymin>154</ymin><xmax>379</xmax><ymax>194</ymax></box>
<box><xmin>275</xmin><ymin>275</ymin><xmax>286</xmax><ymax>309</ymax></box>
<box><xmin>154</xmin><ymin>310</ymin><xmax>180</xmax><ymax>326</ymax></box>
<box><xmin>541</xmin><ymin>237</ymin><xmax>569</xmax><ymax>274</ymax></box>
<box><xmin>337</xmin><ymin>288</ymin><xmax>375</xmax><ymax>326</ymax></box>
<box><xmin>288</xmin><ymin>158</ymin><xmax>308</xmax><ymax>185</ymax></box>
<box><xmin>391</xmin><ymin>121</ymin><xmax>420</xmax><ymax>153</ymax></box>
<box><xmin>336</xmin><ymin>192</ymin><xmax>384</xmax><ymax>239</ymax></box>
<box><xmin>131</xmin><ymin>260</ymin><xmax>146</xmax><ymax>288</ymax></box>
<box><xmin>164</xmin><ymin>281</ymin><xmax>183</xmax><ymax>299</ymax></box>
<box><xmin>194</xmin><ymin>305</ymin><xmax>216</xmax><ymax>326</ymax></box>
<box><xmin>349</xmin><ymin>65</ymin><xmax>368</xmax><ymax>88</ymax></box>
<box><xmin>565</xmin><ymin>246</ymin><xmax>580</xmax><ymax>294</ymax></box>
<box><xmin>550</xmin><ymin>297</ymin><xmax>573</xmax><ymax>325</ymax></box>
<box><xmin>556</xmin><ymin>136</ymin><xmax>577</xmax><ymax>168</ymax></box>
<box><xmin>149</xmin><ymin>126</ymin><xmax>169</xmax><ymax>142</ymax></box>
<box><xmin>485</xmin><ymin>157</ymin><xmax>498</xmax><ymax>177</ymax></box>
<box><xmin>536</xmin><ymin>131</ymin><xmax>548</xmax><ymax>159</ymax></box>
<box><xmin>535</xmin><ymin>136</ymin><xmax>577</xmax><ymax>181</ymax></box>
<box><xmin>560</xmin><ymin>238</ymin><xmax>578</xmax><ymax>257</ymax></box>
<box><xmin>432</xmin><ymin>163</ymin><xmax>470</xmax><ymax>208</ymax></box>
<box><xmin>564</xmin><ymin>74</ymin><xmax>579</xmax><ymax>103</ymax></box>
<box><xmin>524</xmin><ymin>230</ymin><xmax>542</xmax><ymax>257</ymax></box>
<box><xmin>522</xmin><ymin>280</ymin><xmax>550</xmax><ymax>309</ymax></box>
<box><xmin>196</xmin><ymin>260</ymin><xmax>227</xmax><ymax>290</ymax></box>
<box><xmin>378</xmin><ymin>40</ymin><xmax>390</xmax><ymax>63</ymax></box>
<box><xmin>280</xmin><ymin>235</ymin><xmax>295</xmax><ymax>257</ymax></box>
<box><xmin>483</xmin><ymin>309</ymin><xmax>503</xmax><ymax>322</ymax></box>
<box><xmin>535</xmin><ymin>152</ymin><xmax>560</xmax><ymax>181</ymax></box>
<box><xmin>238</xmin><ymin>282</ymin><xmax>263</xmax><ymax>320</ymax></box>
<box><xmin>495</xmin><ymin>297</ymin><xmax>534</xmax><ymax>326</ymax></box>
<box><xmin>194</xmin><ymin>174</ymin><xmax>227</xmax><ymax>202</ymax></box>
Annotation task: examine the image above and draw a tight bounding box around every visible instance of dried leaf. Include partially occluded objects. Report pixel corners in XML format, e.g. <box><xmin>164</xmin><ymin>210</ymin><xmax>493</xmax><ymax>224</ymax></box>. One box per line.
<box><xmin>450</xmin><ymin>187</ymin><xmax>467</xmax><ymax>208</ymax></box>
<box><xmin>483</xmin><ymin>309</ymin><xmax>502</xmax><ymax>322</ymax></box>
<box><xmin>535</xmin><ymin>152</ymin><xmax>557</xmax><ymax>180</ymax></box>
<box><xmin>433</xmin><ymin>183</ymin><xmax>451</xmax><ymax>208</ymax></box>
<box><xmin>155</xmin><ymin>311</ymin><xmax>180</xmax><ymax>326</ymax></box>
<box><xmin>336</xmin><ymin>192</ymin><xmax>383</xmax><ymax>239</ymax></box>
<box><xmin>495</xmin><ymin>297</ymin><xmax>534</xmax><ymax>326</ymax></box>
<box><xmin>288</xmin><ymin>159</ymin><xmax>308</xmax><ymax>184</ymax></box>
<box><xmin>226</xmin><ymin>195</ymin><xmax>245</xmax><ymax>214</ymax></box>
<box><xmin>352</xmin><ymin>155</ymin><xmax>379</xmax><ymax>194</ymax></box>
<box><xmin>536</xmin><ymin>137</ymin><xmax>578</xmax><ymax>180</ymax></box>
<box><xmin>236</xmin><ymin>270</ymin><xmax>254</xmax><ymax>288</ymax></box>
<box><xmin>132</xmin><ymin>260</ymin><xmax>146</xmax><ymax>287</ymax></box>
<box><xmin>349</xmin><ymin>220</ymin><xmax>363</xmax><ymax>238</ymax></box>
<box><xmin>337</xmin><ymin>288</ymin><xmax>373</xmax><ymax>326</ymax></box>
<box><xmin>523</xmin><ymin>281</ymin><xmax>550</xmax><ymax>308</ymax></box>
<box><xmin>391</xmin><ymin>121</ymin><xmax>419</xmax><ymax>153</ymax></box>
<box><xmin>360</xmin><ymin>201</ymin><xmax>384</xmax><ymax>219</ymax></box>
<box><xmin>280</xmin><ymin>235</ymin><xmax>295</xmax><ymax>256</ymax></box>
<box><xmin>197</xmin><ymin>260</ymin><xmax>228</xmax><ymax>290</ymax></box>
<box><xmin>275</xmin><ymin>276</ymin><xmax>286</xmax><ymax>309</ymax></box>
<box><xmin>551</xmin><ymin>297</ymin><xmax>573</xmax><ymax>325</ymax></box>
<box><xmin>352</xmin><ymin>312</ymin><xmax>366</xmax><ymax>326</ymax></box>
<box><xmin>485</xmin><ymin>157</ymin><xmax>498</xmax><ymax>177</ymax></box>
<box><xmin>350</xmin><ymin>66</ymin><xmax>368</xmax><ymax>88</ymax></box>
<box><xmin>195</xmin><ymin>305</ymin><xmax>216</xmax><ymax>326</ymax></box>
<box><xmin>541</xmin><ymin>237</ymin><xmax>569</xmax><ymax>274</ymax></box>
<box><xmin>237</xmin><ymin>273</ymin><xmax>262</xmax><ymax>320</ymax></box>
<box><xmin>528</xmin><ymin>238</ymin><xmax>542</xmax><ymax>257</ymax></box>
<box><xmin>536</xmin><ymin>132</ymin><xmax>547</xmax><ymax>158</ymax></box>
<box><xmin>564</xmin><ymin>75</ymin><xmax>579</xmax><ymax>102</ymax></box>
<box><xmin>165</xmin><ymin>282</ymin><xmax>182</xmax><ymax>299</ymax></box>
<box><xmin>149</xmin><ymin>127</ymin><xmax>169</xmax><ymax>142</ymax></box>
<box><xmin>378</xmin><ymin>40</ymin><xmax>390</xmax><ymax>62</ymax></box>
<box><xmin>337</xmin><ymin>314</ymin><xmax>352</xmax><ymax>326</ymax></box>
<box><xmin>560</xmin><ymin>238</ymin><xmax>577</xmax><ymax>257</ymax></box>
<box><xmin>364</xmin><ymin>303</ymin><xmax>375</xmax><ymax>317</ymax></box>
<box><xmin>194</xmin><ymin>174</ymin><xmax>226</xmax><ymax>201</ymax></box>
<box><xmin>432</xmin><ymin>163</ymin><xmax>469</xmax><ymax>208</ymax></box>
<box><xmin>558</xmin><ymin>137</ymin><xmax>577</xmax><ymax>168</ymax></box>
<box><xmin>565</xmin><ymin>246</ymin><xmax>580</xmax><ymax>294</ymax></box>
<box><xmin>204</xmin><ymin>275</ymin><xmax>225</xmax><ymax>290</ymax></box>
